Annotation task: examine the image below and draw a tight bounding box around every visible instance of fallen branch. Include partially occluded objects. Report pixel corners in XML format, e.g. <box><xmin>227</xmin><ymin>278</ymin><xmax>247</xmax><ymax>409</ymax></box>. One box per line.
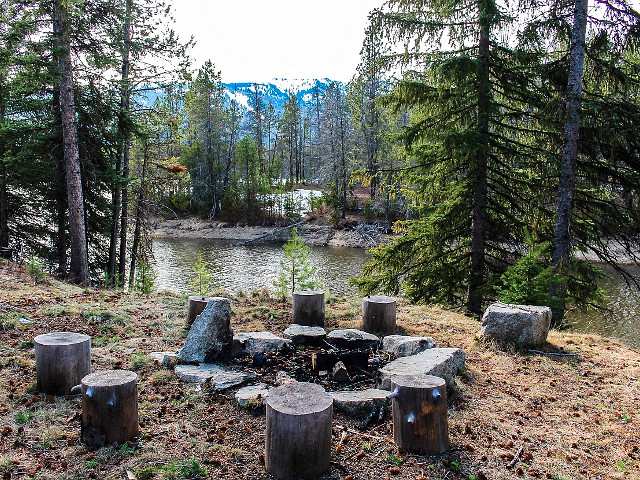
<box><xmin>507</xmin><ymin>445</ymin><xmax>524</xmax><ymax>469</ymax></box>
<box><xmin>528</xmin><ymin>349</ymin><xmax>579</xmax><ymax>358</ymax></box>
<box><xmin>235</xmin><ymin>219</ymin><xmax>309</xmax><ymax>246</ymax></box>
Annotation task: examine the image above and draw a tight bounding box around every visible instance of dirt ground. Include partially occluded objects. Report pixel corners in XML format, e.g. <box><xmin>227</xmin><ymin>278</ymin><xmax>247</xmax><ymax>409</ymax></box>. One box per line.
<box><xmin>0</xmin><ymin>261</ymin><xmax>639</xmax><ymax>480</ymax></box>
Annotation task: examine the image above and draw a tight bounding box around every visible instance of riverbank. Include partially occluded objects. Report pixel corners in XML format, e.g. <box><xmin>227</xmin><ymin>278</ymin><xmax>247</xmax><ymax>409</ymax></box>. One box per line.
<box><xmin>1</xmin><ymin>263</ymin><xmax>638</xmax><ymax>479</ymax></box>
<box><xmin>154</xmin><ymin>216</ymin><xmax>392</xmax><ymax>248</ymax></box>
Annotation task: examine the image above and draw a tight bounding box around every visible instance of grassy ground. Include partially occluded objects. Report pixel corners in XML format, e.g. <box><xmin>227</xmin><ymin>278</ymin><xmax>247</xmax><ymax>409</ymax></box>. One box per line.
<box><xmin>0</xmin><ymin>261</ymin><xmax>638</xmax><ymax>480</ymax></box>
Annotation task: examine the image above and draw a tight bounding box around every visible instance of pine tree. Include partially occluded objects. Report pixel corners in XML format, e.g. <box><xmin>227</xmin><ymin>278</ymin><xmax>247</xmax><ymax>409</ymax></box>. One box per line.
<box><xmin>274</xmin><ymin>228</ymin><xmax>322</xmax><ymax>297</ymax></box>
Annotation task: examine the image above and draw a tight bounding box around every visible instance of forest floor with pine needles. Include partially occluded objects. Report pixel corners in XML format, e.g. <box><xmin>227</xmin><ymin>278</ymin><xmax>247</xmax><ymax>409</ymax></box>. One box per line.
<box><xmin>0</xmin><ymin>261</ymin><xmax>639</xmax><ymax>480</ymax></box>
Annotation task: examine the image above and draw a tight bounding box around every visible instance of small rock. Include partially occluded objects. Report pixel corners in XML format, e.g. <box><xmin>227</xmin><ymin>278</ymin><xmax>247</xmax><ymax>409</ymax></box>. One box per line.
<box><xmin>326</xmin><ymin>329</ymin><xmax>380</xmax><ymax>350</ymax></box>
<box><xmin>381</xmin><ymin>335</ymin><xmax>436</xmax><ymax>357</ymax></box>
<box><xmin>378</xmin><ymin>347</ymin><xmax>466</xmax><ymax>390</ymax></box>
<box><xmin>233</xmin><ymin>331</ymin><xmax>291</xmax><ymax>356</ymax></box>
<box><xmin>478</xmin><ymin>303</ymin><xmax>552</xmax><ymax>346</ymax></box>
<box><xmin>235</xmin><ymin>384</ymin><xmax>270</xmax><ymax>407</ymax></box>
<box><xmin>174</xmin><ymin>364</ymin><xmax>254</xmax><ymax>390</ymax></box>
<box><xmin>330</xmin><ymin>389</ymin><xmax>390</xmax><ymax>418</ymax></box>
<box><xmin>332</xmin><ymin>361</ymin><xmax>351</xmax><ymax>383</ymax></box>
<box><xmin>283</xmin><ymin>324</ymin><xmax>326</xmax><ymax>346</ymax></box>
<box><xmin>275</xmin><ymin>371</ymin><xmax>296</xmax><ymax>385</ymax></box>
<box><xmin>147</xmin><ymin>352</ymin><xmax>179</xmax><ymax>367</ymax></box>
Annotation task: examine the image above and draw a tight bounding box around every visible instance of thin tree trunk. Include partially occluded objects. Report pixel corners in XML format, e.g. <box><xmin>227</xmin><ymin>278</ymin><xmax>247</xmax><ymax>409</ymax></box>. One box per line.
<box><xmin>466</xmin><ymin>8</ymin><xmax>491</xmax><ymax>317</ymax></box>
<box><xmin>128</xmin><ymin>140</ymin><xmax>149</xmax><ymax>290</ymax></box>
<box><xmin>551</xmin><ymin>0</ymin><xmax>588</xmax><ymax>318</ymax></box>
<box><xmin>54</xmin><ymin>0</ymin><xmax>90</xmax><ymax>286</ymax></box>
<box><xmin>52</xmin><ymin>74</ymin><xmax>68</xmax><ymax>275</ymax></box>
<box><xmin>0</xmin><ymin>161</ymin><xmax>8</xmax><ymax>249</ymax></box>
<box><xmin>117</xmin><ymin>0</ymin><xmax>132</xmax><ymax>286</ymax></box>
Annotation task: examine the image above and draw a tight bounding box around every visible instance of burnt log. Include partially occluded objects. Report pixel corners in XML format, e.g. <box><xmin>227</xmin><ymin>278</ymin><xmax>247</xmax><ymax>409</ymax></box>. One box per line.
<box><xmin>390</xmin><ymin>375</ymin><xmax>449</xmax><ymax>454</ymax></box>
<box><xmin>265</xmin><ymin>382</ymin><xmax>333</xmax><ymax>480</ymax></box>
<box><xmin>81</xmin><ymin>370</ymin><xmax>138</xmax><ymax>447</ymax></box>
<box><xmin>34</xmin><ymin>332</ymin><xmax>91</xmax><ymax>395</ymax></box>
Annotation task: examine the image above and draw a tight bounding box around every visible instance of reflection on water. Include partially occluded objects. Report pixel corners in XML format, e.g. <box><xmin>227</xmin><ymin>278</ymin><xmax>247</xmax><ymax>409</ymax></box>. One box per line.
<box><xmin>153</xmin><ymin>238</ymin><xmax>640</xmax><ymax>348</ymax></box>
<box><xmin>565</xmin><ymin>264</ymin><xmax>640</xmax><ymax>348</ymax></box>
<box><xmin>153</xmin><ymin>237</ymin><xmax>369</xmax><ymax>297</ymax></box>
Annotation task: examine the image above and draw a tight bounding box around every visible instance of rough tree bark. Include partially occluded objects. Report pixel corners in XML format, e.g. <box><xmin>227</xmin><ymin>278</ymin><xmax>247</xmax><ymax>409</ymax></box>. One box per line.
<box><xmin>53</xmin><ymin>0</ymin><xmax>90</xmax><ymax>286</ymax></box>
<box><xmin>551</xmin><ymin>0</ymin><xmax>588</xmax><ymax>318</ymax></box>
<box><xmin>128</xmin><ymin>139</ymin><xmax>148</xmax><ymax>290</ymax></box>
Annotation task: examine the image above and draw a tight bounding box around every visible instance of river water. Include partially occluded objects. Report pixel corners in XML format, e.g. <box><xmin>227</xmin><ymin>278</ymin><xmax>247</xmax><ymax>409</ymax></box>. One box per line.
<box><xmin>153</xmin><ymin>238</ymin><xmax>640</xmax><ymax>348</ymax></box>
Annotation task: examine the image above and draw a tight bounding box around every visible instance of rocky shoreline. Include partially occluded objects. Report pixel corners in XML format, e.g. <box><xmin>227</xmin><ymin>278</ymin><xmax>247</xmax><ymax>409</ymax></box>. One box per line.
<box><xmin>154</xmin><ymin>217</ymin><xmax>391</xmax><ymax>249</ymax></box>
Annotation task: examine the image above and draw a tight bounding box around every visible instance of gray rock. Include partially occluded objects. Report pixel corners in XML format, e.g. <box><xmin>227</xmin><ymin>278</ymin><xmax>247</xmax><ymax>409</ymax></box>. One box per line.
<box><xmin>330</xmin><ymin>389</ymin><xmax>390</xmax><ymax>418</ymax></box>
<box><xmin>283</xmin><ymin>324</ymin><xmax>326</xmax><ymax>346</ymax></box>
<box><xmin>275</xmin><ymin>371</ymin><xmax>297</xmax><ymax>385</ymax></box>
<box><xmin>174</xmin><ymin>364</ymin><xmax>255</xmax><ymax>390</ymax></box>
<box><xmin>326</xmin><ymin>329</ymin><xmax>380</xmax><ymax>350</ymax></box>
<box><xmin>378</xmin><ymin>347</ymin><xmax>466</xmax><ymax>390</ymax></box>
<box><xmin>233</xmin><ymin>331</ymin><xmax>291</xmax><ymax>356</ymax></box>
<box><xmin>381</xmin><ymin>335</ymin><xmax>436</xmax><ymax>357</ymax></box>
<box><xmin>148</xmin><ymin>351</ymin><xmax>179</xmax><ymax>367</ymax></box>
<box><xmin>478</xmin><ymin>303</ymin><xmax>552</xmax><ymax>346</ymax></box>
<box><xmin>178</xmin><ymin>297</ymin><xmax>233</xmax><ymax>363</ymax></box>
<box><xmin>332</xmin><ymin>361</ymin><xmax>351</xmax><ymax>383</ymax></box>
<box><xmin>235</xmin><ymin>383</ymin><xmax>270</xmax><ymax>407</ymax></box>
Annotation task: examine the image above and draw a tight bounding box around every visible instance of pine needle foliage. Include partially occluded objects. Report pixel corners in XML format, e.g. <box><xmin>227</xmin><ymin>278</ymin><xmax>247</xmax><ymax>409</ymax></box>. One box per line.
<box><xmin>190</xmin><ymin>251</ymin><xmax>214</xmax><ymax>296</ymax></box>
<box><xmin>274</xmin><ymin>228</ymin><xmax>322</xmax><ymax>298</ymax></box>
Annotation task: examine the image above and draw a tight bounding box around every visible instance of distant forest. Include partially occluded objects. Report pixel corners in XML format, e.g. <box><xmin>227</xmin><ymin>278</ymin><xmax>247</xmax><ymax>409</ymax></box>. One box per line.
<box><xmin>2</xmin><ymin>0</ymin><xmax>640</xmax><ymax>320</ymax></box>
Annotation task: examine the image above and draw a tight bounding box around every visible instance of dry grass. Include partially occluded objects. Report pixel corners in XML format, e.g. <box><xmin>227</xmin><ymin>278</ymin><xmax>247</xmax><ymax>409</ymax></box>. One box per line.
<box><xmin>0</xmin><ymin>261</ymin><xmax>639</xmax><ymax>479</ymax></box>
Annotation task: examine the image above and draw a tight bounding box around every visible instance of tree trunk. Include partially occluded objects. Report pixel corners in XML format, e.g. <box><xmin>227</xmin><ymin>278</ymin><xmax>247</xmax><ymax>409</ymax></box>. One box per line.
<box><xmin>117</xmin><ymin>0</ymin><xmax>132</xmax><ymax>287</ymax></box>
<box><xmin>551</xmin><ymin>0</ymin><xmax>588</xmax><ymax>319</ymax></box>
<box><xmin>0</xmin><ymin>160</ymin><xmax>8</xmax><ymax>249</ymax></box>
<box><xmin>128</xmin><ymin>139</ymin><xmax>148</xmax><ymax>291</ymax></box>
<box><xmin>54</xmin><ymin>0</ymin><xmax>90</xmax><ymax>286</ymax></box>
<box><xmin>466</xmin><ymin>8</ymin><xmax>491</xmax><ymax>317</ymax></box>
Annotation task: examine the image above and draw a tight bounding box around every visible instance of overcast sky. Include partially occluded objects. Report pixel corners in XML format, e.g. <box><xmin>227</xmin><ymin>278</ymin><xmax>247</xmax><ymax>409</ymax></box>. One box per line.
<box><xmin>171</xmin><ymin>0</ymin><xmax>383</xmax><ymax>84</ymax></box>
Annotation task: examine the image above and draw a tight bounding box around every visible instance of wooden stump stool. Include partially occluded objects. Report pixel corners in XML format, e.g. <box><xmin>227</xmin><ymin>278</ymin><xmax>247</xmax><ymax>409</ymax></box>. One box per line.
<box><xmin>390</xmin><ymin>375</ymin><xmax>449</xmax><ymax>454</ymax></box>
<box><xmin>186</xmin><ymin>295</ymin><xmax>214</xmax><ymax>328</ymax></box>
<box><xmin>265</xmin><ymin>382</ymin><xmax>333</xmax><ymax>480</ymax></box>
<box><xmin>362</xmin><ymin>295</ymin><xmax>396</xmax><ymax>336</ymax></box>
<box><xmin>34</xmin><ymin>332</ymin><xmax>91</xmax><ymax>396</ymax></box>
<box><xmin>292</xmin><ymin>290</ymin><xmax>325</xmax><ymax>327</ymax></box>
<box><xmin>81</xmin><ymin>370</ymin><xmax>139</xmax><ymax>447</ymax></box>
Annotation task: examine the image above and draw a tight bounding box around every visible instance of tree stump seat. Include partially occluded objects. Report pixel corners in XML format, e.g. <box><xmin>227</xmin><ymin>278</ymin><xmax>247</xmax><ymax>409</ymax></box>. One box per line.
<box><xmin>292</xmin><ymin>290</ymin><xmax>325</xmax><ymax>327</ymax></box>
<box><xmin>362</xmin><ymin>295</ymin><xmax>396</xmax><ymax>336</ymax></box>
<box><xmin>81</xmin><ymin>370</ymin><xmax>138</xmax><ymax>447</ymax></box>
<box><xmin>265</xmin><ymin>382</ymin><xmax>333</xmax><ymax>480</ymax></box>
<box><xmin>34</xmin><ymin>332</ymin><xmax>91</xmax><ymax>396</ymax></box>
<box><xmin>185</xmin><ymin>295</ymin><xmax>214</xmax><ymax>328</ymax></box>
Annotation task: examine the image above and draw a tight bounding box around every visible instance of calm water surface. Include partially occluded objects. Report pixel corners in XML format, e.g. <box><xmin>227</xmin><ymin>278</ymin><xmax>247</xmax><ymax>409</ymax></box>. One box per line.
<box><xmin>153</xmin><ymin>238</ymin><xmax>640</xmax><ymax>348</ymax></box>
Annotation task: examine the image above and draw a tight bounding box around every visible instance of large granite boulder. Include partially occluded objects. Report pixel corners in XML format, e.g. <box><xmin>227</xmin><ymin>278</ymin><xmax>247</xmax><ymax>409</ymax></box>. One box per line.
<box><xmin>233</xmin><ymin>331</ymin><xmax>291</xmax><ymax>356</ymax></box>
<box><xmin>478</xmin><ymin>303</ymin><xmax>552</xmax><ymax>346</ymax></box>
<box><xmin>381</xmin><ymin>335</ymin><xmax>436</xmax><ymax>357</ymax></box>
<box><xmin>378</xmin><ymin>347</ymin><xmax>466</xmax><ymax>390</ymax></box>
<box><xmin>326</xmin><ymin>329</ymin><xmax>380</xmax><ymax>350</ymax></box>
<box><xmin>178</xmin><ymin>297</ymin><xmax>233</xmax><ymax>363</ymax></box>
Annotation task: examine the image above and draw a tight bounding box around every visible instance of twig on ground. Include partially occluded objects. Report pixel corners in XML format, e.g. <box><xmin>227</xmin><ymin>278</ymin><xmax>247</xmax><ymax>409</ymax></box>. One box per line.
<box><xmin>529</xmin><ymin>349</ymin><xmax>579</xmax><ymax>358</ymax></box>
<box><xmin>507</xmin><ymin>445</ymin><xmax>524</xmax><ymax>469</ymax></box>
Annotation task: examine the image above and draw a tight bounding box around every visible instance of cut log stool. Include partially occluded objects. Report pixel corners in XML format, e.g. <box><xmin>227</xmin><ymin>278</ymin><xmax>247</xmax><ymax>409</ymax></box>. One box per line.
<box><xmin>265</xmin><ymin>382</ymin><xmax>333</xmax><ymax>480</ymax></box>
<box><xmin>362</xmin><ymin>295</ymin><xmax>396</xmax><ymax>335</ymax></box>
<box><xmin>34</xmin><ymin>332</ymin><xmax>91</xmax><ymax>395</ymax></box>
<box><xmin>81</xmin><ymin>370</ymin><xmax>139</xmax><ymax>447</ymax></box>
<box><xmin>390</xmin><ymin>375</ymin><xmax>449</xmax><ymax>454</ymax></box>
<box><xmin>186</xmin><ymin>295</ymin><xmax>214</xmax><ymax>328</ymax></box>
<box><xmin>292</xmin><ymin>290</ymin><xmax>325</xmax><ymax>327</ymax></box>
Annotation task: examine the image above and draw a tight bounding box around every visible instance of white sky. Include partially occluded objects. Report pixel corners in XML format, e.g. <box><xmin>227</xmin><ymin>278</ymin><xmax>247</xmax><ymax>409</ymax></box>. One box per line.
<box><xmin>171</xmin><ymin>0</ymin><xmax>384</xmax><ymax>84</ymax></box>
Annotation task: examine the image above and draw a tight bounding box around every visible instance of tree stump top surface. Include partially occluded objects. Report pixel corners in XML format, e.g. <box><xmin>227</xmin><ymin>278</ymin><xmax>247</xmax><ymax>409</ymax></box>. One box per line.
<box><xmin>82</xmin><ymin>370</ymin><xmax>137</xmax><ymax>387</ymax></box>
<box><xmin>34</xmin><ymin>332</ymin><xmax>90</xmax><ymax>346</ymax></box>
<box><xmin>293</xmin><ymin>290</ymin><xmax>324</xmax><ymax>296</ymax></box>
<box><xmin>266</xmin><ymin>382</ymin><xmax>332</xmax><ymax>414</ymax></box>
<box><xmin>188</xmin><ymin>295</ymin><xmax>214</xmax><ymax>302</ymax></box>
<box><xmin>364</xmin><ymin>295</ymin><xmax>396</xmax><ymax>304</ymax></box>
<box><xmin>391</xmin><ymin>374</ymin><xmax>446</xmax><ymax>389</ymax></box>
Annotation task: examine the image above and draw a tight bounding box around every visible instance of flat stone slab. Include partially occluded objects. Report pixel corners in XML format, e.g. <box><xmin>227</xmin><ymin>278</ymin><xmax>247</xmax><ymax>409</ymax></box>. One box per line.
<box><xmin>478</xmin><ymin>303</ymin><xmax>552</xmax><ymax>346</ymax></box>
<box><xmin>174</xmin><ymin>364</ymin><xmax>255</xmax><ymax>390</ymax></box>
<box><xmin>381</xmin><ymin>335</ymin><xmax>436</xmax><ymax>357</ymax></box>
<box><xmin>326</xmin><ymin>329</ymin><xmax>380</xmax><ymax>350</ymax></box>
<box><xmin>283</xmin><ymin>324</ymin><xmax>326</xmax><ymax>346</ymax></box>
<box><xmin>148</xmin><ymin>351</ymin><xmax>179</xmax><ymax>367</ymax></box>
<box><xmin>233</xmin><ymin>331</ymin><xmax>291</xmax><ymax>356</ymax></box>
<box><xmin>235</xmin><ymin>383</ymin><xmax>270</xmax><ymax>407</ymax></box>
<box><xmin>330</xmin><ymin>389</ymin><xmax>390</xmax><ymax>418</ymax></box>
<box><xmin>378</xmin><ymin>347</ymin><xmax>466</xmax><ymax>390</ymax></box>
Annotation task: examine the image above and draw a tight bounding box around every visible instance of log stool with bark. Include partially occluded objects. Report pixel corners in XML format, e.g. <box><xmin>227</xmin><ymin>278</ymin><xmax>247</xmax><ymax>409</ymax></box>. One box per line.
<box><xmin>265</xmin><ymin>382</ymin><xmax>333</xmax><ymax>480</ymax></box>
<box><xmin>186</xmin><ymin>295</ymin><xmax>214</xmax><ymax>328</ymax></box>
<box><xmin>362</xmin><ymin>295</ymin><xmax>397</xmax><ymax>336</ymax></box>
<box><xmin>34</xmin><ymin>332</ymin><xmax>91</xmax><ymax>395</ymax></box>
<box><xmin>389</xmin><ymin>375</ymin><xmax>449</xmax><ymax>454</ymax></box>
<box><xmin>81</xmin><ymin>370</ymin><xmax>139</xmax><ymax>447</ymax></box>
<box><xmin>292</xmin><ymin>290</ymin><xmax>325</xmax><ymax>327</ymax></box>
